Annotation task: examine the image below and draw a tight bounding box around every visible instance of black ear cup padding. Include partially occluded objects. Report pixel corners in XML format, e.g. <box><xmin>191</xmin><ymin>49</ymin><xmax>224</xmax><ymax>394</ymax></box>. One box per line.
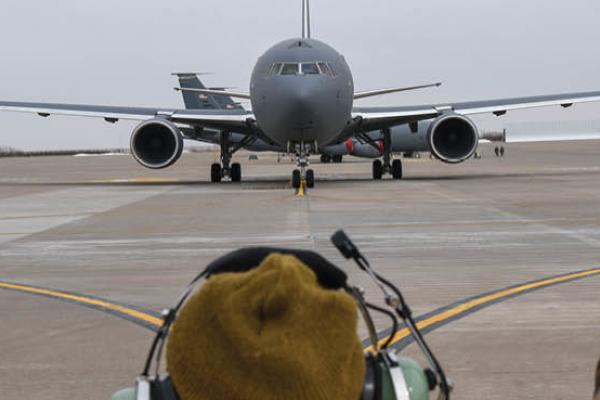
<box><xmin>205</xmin><ymin>247</ymin><xmax>348</xmax><ymax>289</ymax></box>
<box><xmin>150</xmin><ymin>377</ymin><xmax>180</xmax><ymax>400</ymax></box>
<box><xmin>361</xmin><ymin>354</ymin><xmax>379</xmax><ymax>400</ymax></box>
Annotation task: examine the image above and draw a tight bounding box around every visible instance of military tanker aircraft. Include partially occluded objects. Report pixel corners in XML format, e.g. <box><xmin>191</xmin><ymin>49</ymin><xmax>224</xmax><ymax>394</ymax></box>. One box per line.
<box><xmin>2</xmin><ymin>0</ymin><xmax>600</xmax><ymax>189</ymax></box>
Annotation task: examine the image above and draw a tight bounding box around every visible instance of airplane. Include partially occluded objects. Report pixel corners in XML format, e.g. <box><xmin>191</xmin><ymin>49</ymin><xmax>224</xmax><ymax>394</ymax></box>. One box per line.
<box><xmin>2</xmin><ymin>0</ymin><xmax>600</xmax><ymax>190</ymax></box>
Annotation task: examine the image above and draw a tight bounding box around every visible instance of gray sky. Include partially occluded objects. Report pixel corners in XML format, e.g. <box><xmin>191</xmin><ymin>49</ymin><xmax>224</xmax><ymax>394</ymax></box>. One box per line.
<box><xmin>1</xmin><ymin>0</ymin><xmax>599</xmax><ymax>150</ymax></box>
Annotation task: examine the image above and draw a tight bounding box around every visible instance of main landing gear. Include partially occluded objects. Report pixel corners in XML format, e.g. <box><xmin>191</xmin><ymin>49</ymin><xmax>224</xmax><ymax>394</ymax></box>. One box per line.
<box><xmin>210</xmin><ymin>132</ymin><xmax>251</xmax><ymax>183</ymax></box>
<box><xmin>320</xmin><ymin>154</ymin><xmax>343</xmax><ymax>164</ymax></box>
<box><xmin>371</xmin><ymin>128</ymin><xmax>403</xmax><ymax>180</ymax></box>
<box><xmin>211</xmin><ymin>162</ymin><xmax>241</xmax><ymax>183</ymax></box>
<box><xmin>291</xmin><ymin>142</ymin><xmax>315</xmax><ymax>190</ymax></box>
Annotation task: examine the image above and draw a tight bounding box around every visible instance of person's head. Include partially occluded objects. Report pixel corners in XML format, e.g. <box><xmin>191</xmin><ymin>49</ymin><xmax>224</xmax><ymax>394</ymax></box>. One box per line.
<box><xmin>166</xmin><ymin>253</ymin><xmax>366</xmax><ymax>400</ymax></box>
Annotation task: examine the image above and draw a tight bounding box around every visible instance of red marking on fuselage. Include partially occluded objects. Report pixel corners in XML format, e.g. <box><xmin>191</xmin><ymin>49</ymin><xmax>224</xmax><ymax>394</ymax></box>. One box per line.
<box><xmin>345</xmin><ymin>138</ymin><xmax>355</xmax><ymax>155</ymax></box>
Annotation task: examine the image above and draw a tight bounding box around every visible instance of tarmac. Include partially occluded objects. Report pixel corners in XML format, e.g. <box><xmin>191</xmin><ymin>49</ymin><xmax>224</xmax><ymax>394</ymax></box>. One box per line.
<box><xmin>1</xmin><ymin>141</ymin><xmax>599</xmax><ymax>399</ymax></box>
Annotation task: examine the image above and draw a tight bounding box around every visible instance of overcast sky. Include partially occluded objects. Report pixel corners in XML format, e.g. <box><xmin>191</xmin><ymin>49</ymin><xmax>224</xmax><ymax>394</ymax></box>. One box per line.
<box><xmin>1</xmin><ymin>0</ymin><xmax>599</xmax><ymax>150</ymax></box>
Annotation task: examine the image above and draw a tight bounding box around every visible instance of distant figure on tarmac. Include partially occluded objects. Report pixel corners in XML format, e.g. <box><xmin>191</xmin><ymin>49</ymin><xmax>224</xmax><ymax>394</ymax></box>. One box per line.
<box><xmin>595</xmin><ymin>358</ymin><xmax>600</xmax><ymax>400</ymax></box>
<box><xmin>494</xmin><ymin>147</ymin><xmax>500</xmax><ymax>157</ymax></box>
<box><xmin>112</xmin><ymin>254</ymin><xmax>365</xmax><ymax>400</ymax></box>
<box><xmin>500</xmin><ymin>146</ymin><xmax>505</xmax><ymax>157</ymax></box>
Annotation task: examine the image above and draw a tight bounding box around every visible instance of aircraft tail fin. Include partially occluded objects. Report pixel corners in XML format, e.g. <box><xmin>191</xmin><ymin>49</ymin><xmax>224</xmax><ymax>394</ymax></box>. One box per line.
<box><xmin>171</xmin><ymin>73</ymin><xmax>243</xmax><ymax>110</ymax></box>
<box><xmin>302</xmin><ymin>0</ymin><xmax>311</xmax><ymax>38</ymax></box>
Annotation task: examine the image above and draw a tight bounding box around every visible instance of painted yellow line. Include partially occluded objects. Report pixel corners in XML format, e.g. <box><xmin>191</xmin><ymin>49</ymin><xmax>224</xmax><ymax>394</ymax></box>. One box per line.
<box><xmin>367</xmin><ymin>268</ymin><xmax>600</xmax><ymax>353</ymax></box>
<box><xmin>4</xmin><ymin>268</ymin><xmax>599</xmax><ymax>345</ymax></box>
<box><xmin>0</xmin><ymin>282</ymin><xmax>163</xmax><ymax>327</ymax></box>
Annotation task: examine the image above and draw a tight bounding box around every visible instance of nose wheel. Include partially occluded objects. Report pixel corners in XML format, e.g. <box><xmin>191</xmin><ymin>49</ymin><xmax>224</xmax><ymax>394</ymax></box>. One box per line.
<box><xmin>292</xmin><ymin>168</ymin><xmax>315</xmax><ymax>189</ymax></box>
<box><xmin>290</xmin><ymin>141</ymin><xmax>316</xmax><ymax>190</ymax></box>
<box><xmin>305</xmin><ymin>169</ymin><xmax>315</xmax><ymax>188</ymax></box>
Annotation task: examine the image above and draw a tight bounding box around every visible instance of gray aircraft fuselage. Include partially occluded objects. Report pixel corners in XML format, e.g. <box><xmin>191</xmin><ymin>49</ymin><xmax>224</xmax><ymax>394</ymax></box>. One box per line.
<box><xmin>250</xmin><ymin>38</ymin><xmax>354</xmax><ymax>148</ymax></box>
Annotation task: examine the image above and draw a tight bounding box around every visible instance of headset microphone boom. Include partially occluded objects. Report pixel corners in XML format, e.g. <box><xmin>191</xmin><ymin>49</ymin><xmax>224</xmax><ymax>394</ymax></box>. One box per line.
<box><xmin>332</xmin><ymin>230</ymin><xmax>452</xmax><ymax>400</ymax></box>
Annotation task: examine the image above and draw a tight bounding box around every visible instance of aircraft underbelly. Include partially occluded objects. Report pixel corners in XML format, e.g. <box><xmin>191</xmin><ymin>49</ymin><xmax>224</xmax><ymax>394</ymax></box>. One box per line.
<box><xmin>258</xmin><ymin>114</ymin><xmax>346</xmax><ymax>147</ymax></box>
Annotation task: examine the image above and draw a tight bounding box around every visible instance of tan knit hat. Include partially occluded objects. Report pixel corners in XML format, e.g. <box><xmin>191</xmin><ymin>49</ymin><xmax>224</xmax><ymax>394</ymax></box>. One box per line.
<box><xmin>166</xmin><ymin>253</ymin><xmax>365</xmax><ymax>400</ymax></box>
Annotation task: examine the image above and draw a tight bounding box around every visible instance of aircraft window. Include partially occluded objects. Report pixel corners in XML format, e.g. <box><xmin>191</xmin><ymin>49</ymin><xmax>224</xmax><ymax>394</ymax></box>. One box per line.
<box><xmin>281</xmin><ymin>63</ymin><xmax>300</xmax><ymax>75</ymax></box>
<box><xmin>269</xmin><ymin>63</ymin><xmax>283</xmax><ymax>75</ymax></box>
<box><xmin>302</xmin><ymin>63</ymin><xmax>320</xmax><ymax>75</ymax></box>
<box><xmin>328</xmin><ymin>64</ymin><xmax>338</xmax><ymax>77</ymax></box>
<box><xmin>275</xmin><ymin>62</ymin><xmax>332</xmax><ymax>76</ymax></box>
<box><xmin>318</xmin><ymin>63</ymin><xmax>332</xmax><ymax>76</ymax></box>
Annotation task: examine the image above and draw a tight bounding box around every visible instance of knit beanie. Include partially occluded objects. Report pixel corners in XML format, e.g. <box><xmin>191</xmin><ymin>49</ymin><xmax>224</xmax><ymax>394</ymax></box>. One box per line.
<box><xmin>166</xmin><ymin>253</ymin><xmax>365</xmax><ymax>400</ymax></box>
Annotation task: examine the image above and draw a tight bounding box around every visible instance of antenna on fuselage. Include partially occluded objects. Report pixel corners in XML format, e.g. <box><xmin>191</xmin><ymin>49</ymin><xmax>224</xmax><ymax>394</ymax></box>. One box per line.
<box><xmin>302</xmin><ymin>0</ymin><xmax>312</xmax><ymax>39</ymax></box>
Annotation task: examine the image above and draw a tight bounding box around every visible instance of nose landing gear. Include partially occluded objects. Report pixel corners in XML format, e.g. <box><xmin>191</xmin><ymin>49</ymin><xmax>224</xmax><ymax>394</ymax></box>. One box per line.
<box><xmin>290</xmin><ymin>141</ymin><xmax>316</xmax><ymax>190</ymax></box>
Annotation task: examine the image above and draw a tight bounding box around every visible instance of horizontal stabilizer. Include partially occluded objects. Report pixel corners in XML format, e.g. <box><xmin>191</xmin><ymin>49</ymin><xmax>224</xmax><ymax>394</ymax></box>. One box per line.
<box><xmin>171</xmin><ymin>72</ymin><xmax>212</xmax><ymax>77</ymax></box>
<box><xmin>354</xmin><ymin>82</ymin><xmax>442</xmax><ymax>100</ymax></box>
<box><xmin>174</xmin><ymin>87</ymin><xmax>251</xmax><ymax>100</ymax></box>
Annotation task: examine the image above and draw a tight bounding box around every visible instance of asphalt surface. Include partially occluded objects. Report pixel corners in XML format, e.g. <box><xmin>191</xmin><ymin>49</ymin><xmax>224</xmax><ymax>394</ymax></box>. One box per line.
<box><xmin>1</xmin><ymin>142</ymin><xmax>599</xmax><ymax>399</ymax></box>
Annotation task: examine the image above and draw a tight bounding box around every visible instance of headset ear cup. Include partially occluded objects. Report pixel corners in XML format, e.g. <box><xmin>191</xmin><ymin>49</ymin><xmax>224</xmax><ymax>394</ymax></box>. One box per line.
<box><xmin>150</xmin><ymin>376</ymin><xmax>180</xmax><ymax>400</ymax></box>
<box><xmin>361</xmin><ymin>354</ymin><xmax>379</xmax><ymax>400</ymax></box>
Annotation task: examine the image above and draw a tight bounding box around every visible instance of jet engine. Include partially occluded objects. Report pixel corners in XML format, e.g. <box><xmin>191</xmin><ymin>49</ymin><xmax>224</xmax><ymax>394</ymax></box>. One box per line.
<box><xmin>130</xmin><ymin>119</ymin><xmax>184</xmax><ymax>169</ymax></box>
<box><xmin>427</xmin><ymin>114</ymin><xmax>479</xmax><ymax>163</ymax></box>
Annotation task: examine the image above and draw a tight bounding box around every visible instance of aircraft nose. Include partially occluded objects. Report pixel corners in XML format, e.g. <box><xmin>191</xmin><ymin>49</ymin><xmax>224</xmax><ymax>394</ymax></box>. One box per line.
<box><xmin>257</xmin><ymin>77</ymin><xmax>340</xmax><ymax>145</ymax></box>
<box><xmin>280</xmin><ymin>84</ymin><xmax>321</xmax><ymax>129</ymax></box>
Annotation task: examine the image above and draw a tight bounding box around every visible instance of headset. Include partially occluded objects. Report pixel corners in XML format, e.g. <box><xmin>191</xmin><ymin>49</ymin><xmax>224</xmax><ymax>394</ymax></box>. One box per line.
<box><xmin>132</xmin><ymin>236</ymin><xmax>450</xmax><ymax>400</ymax></box>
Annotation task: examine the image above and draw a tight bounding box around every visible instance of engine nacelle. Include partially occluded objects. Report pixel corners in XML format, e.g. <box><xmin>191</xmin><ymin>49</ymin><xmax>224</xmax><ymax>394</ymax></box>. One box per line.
<box><xmin>130</xmin><ymin>119</ymin><xmax>184</xmax><ymax>169</ymax></box>
<box><xmin>427</xmin><ymin>114</ymin><xmax>479</xmax><ymax>164</ymax></box>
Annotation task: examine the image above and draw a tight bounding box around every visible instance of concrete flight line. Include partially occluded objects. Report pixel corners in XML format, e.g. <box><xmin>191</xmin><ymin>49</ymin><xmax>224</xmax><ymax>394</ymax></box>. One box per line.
<box><xmin>93</xmin><ymin>178</ymin><xmax>181</xmax><ymax>184</ymax></box>
<box><xmin>1</xmin><ymin>268</ymin><xmax>599</xmax><ymax>346</ymax></box>
<box><xmin>366</xmin><ymin>267</ymin><xmax>600</xmax><ymax>353</ymax></box>
<box><xmin>0</xmin><ymin>281</ymin><xmax>162</xmax><ymax>331</ymax></box>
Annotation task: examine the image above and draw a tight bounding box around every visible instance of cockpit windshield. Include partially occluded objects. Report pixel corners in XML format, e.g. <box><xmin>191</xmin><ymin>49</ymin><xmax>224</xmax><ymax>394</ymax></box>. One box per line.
<box><xmin>302</xmin><ymin>63</ymin><xmax>320</xmax><ymax>75</ymax></box>
<box><xmin>281</xmin><ymin>63</ymin><xmax>300</xmax><ymax>75</ymax></box>
<box><xmin>318</xmin><ymin>62</ymin><xmax>333</xmax><ymax>76</ymax></box>
<box><xmin>269</xmin><ymin>62</ymin><xmax>335</xmax><ymax>77</ymax></box>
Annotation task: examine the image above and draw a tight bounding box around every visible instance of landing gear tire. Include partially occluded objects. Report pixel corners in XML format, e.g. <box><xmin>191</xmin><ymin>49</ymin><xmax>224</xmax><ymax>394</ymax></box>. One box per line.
<box><xmin>333</xmin><ymin>155</ymin><xmax>343</xmax><ymax>163</ymax></box>
<box><xmin>231</xmin><ymin>163</ymin><xmax>242</xmax><ymax>182</ymax></box>
<box><xmin>211</xmin><ymin>163</ymin><xmax>222</xmax><ymax>183</ymax></box>
<box><xmin>320</xmin><ymin>154</ymin><xmax>331</xmax><ymax>163</ymax></box>
<box><xmin>392</xmin><ymin>159</ymin><xmax>403</xmax><ymax>180</ymax></box>
<box><xmin>292</xmin><ymin>169</ymin><xmax>301</xmax><ymax>189</ymax></box>
<box><xmin>306</xmin><ymin>169</ymin><xmax>315</xmax><ymax>188</ymax></box>
<box><xmin>372</xmin><ymin>160</ymin><xmax>383</xmax><ymax>180</ymax></box>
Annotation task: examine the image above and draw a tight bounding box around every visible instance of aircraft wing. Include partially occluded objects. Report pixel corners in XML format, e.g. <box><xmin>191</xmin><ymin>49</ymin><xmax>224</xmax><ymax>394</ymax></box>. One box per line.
<box><xmin>506</xmin><ymin>131</ymin><xmax>600</xmax><ymax>143</ymax></box>
<box><xmin>0</xmin><ymin>101</ymin><xmax>255</xmax><ymax>132</ymax></box>
<box><xmin>352</xmin><ymin>90</ymin><xmax>600</xmax><ymax>132</ymax></box>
